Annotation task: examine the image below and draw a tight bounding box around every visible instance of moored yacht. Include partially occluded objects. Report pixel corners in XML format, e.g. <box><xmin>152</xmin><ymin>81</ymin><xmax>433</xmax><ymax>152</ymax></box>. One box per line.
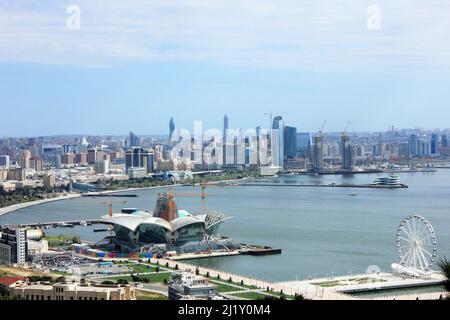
<box><xmin>372</xmin><ymin>175</ymin><xmax>400</xmax><ymax>186</ymax></box>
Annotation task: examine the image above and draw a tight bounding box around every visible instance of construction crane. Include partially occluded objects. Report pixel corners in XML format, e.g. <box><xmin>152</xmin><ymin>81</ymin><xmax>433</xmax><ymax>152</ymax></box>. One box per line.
<box><xmin>168</xmin><ymin>179</ymin><xmax>239</xmax><ymax>213</ymax></box>
<box><xmin>70</xmin><ymin>197</ymin><xmax>128</xmax><ymax>238</ymax></box>
<box><xmin>167</xmin><ymin>180</ymin><xmax>238</xmax><ymax>253</ymax></box>
<box><xmin>70</xmin><ymin>197</ymin><xmax>128</xmax><ymax>217</ymax></box>
<box><xmin>342</xmin><ymin>121</ymin><xmax>351</xmax><ymax>136</ymax></box>
<box><xmin>318</xmin><ymin>120</ymin><xmax>327</xmax><ymax>136</ymax></box>
<box><xmin>170</xmin><ymin>180</ymin><xmax>212</xmax><ymax>213</ymax></box>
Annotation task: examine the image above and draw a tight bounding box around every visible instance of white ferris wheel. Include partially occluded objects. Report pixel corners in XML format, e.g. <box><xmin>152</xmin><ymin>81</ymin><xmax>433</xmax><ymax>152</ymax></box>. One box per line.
<box><xmin>396</xmin><ymin>215</ymin><xmax>437</xmax><ymax>273</ymax></box>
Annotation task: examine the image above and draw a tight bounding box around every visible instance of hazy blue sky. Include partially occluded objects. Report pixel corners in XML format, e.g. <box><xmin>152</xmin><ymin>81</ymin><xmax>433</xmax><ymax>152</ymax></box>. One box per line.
<box><xmin>1</xmin><ymin>0</ymin><xmax>450</xmax><ymax>136</ymax></box>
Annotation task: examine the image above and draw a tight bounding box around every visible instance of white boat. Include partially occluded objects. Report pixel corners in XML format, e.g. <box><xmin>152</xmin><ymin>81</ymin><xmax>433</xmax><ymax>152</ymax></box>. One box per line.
<box><xmin>372</xmin><ymin>175</ymin><xmax>400</xmax><ymax>186</ymax></box>
<box><xmin>57</xmin><ymin>222</ymin><xmax>74</xmax><ymax>228</ymax></box>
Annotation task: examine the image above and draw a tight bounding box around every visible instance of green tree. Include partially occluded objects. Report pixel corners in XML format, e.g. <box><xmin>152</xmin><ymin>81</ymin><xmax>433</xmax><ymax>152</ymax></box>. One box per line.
<box><xmin>438</xmin><ymin>257</ymin><xmax>450</xmax><ymax>299</ymax></box>
<box><xmin>117</xmin><ymin>279</ymin><xmax>129</xmax><ymax>285</ymax></box>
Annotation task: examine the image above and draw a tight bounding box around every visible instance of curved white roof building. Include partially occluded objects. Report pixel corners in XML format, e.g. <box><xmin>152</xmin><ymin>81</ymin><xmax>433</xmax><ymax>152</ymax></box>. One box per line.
<box><xmin>100</xmin><ymin>196</ymin><xmax>231</xmax><ymax>247</ymax></box>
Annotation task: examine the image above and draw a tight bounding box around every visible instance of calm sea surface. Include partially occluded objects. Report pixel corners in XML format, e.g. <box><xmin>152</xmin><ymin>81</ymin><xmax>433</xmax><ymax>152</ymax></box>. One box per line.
<box><xmin>1</xmin><ymin>171</ymin><xmax>449</xmax><ymax>281</ymax></box>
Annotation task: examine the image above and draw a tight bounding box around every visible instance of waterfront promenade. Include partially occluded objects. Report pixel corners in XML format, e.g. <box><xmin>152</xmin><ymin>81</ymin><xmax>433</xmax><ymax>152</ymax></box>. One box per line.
<box><xmin>0</xmin><ymin>193</ymin><xmax>81</xmax><ymax>217</ymax></box>
<box><xmin>150</xmin><ymin>257</ymin><xmax>355</xmax><ymax>300</ymax></box>
<box><xmin>73</xmin><ymin>253</ymin><xmax>446</xmax><ymax>300</ymax></box>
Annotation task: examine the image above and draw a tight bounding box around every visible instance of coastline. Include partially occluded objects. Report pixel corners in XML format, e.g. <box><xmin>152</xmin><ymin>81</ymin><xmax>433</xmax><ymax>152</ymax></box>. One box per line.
<box><xmin>0</xmin><ymin>185</ymin><xmax>175</xmax><ymax>218</ymax></box>
<box><xmin>0</xmin><ymin>178</ymin><xmax>248</xmax><ymax>218</ymax></box>
<box><xmin>0</xmin><ymin>193</ymin><xmax>82</xmax><ymax>217</ymax></box>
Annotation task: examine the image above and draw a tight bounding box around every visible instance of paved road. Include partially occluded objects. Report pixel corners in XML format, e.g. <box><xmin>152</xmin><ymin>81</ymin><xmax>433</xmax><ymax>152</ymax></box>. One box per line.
<box><xmin>139</xmin><ymin>284</ymin><xmax>169</xmax><ymax>296</ymax></box>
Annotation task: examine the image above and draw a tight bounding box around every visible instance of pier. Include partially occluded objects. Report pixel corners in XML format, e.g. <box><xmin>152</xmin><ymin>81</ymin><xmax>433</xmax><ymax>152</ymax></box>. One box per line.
<box><xmin>81</xmin><ymin>193</ymin><xmax>139</xmax><ymax>198</ymax></box>
<box><xmin>277</xmin><ymin>272</ymin><xmax>446</xmax><ymax>300</ymax></box>
<box><xmin>2</xmin><ymin>219</ymin><xmax>105</xmax><ymax>229</ymax></box>
<box><xmin>166</xmin><ymin>244</ymin><xmax>282</xmax><ymax>260</ymax></box>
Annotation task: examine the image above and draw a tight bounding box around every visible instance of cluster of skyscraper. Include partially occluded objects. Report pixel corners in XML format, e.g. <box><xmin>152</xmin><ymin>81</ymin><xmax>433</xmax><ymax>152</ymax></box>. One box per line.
<box><xmin>408</xmin><ymin>133</ymin><xmax>441</xmax><ymax>157</ymax></box>
<box><xmin>1</xmin><ymin>119</ymin><xmax>450</xmax><ymax>187</ymax></box>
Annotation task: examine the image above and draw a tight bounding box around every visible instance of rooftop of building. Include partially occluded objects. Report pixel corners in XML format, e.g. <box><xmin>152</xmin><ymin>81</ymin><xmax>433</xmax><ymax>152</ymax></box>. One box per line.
<box><xmin>11</xmin><ymin>281</ymin><xmax>132</xmax><ymax>292</ymax></box>
<box><xmin>0</xmin><ymin>276</ymin><xmax>26</xmax><ymax>287</ymax></box>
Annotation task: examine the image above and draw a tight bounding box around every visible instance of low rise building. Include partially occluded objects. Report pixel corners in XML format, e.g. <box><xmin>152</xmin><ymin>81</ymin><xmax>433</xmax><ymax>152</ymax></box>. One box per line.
<box><xmin>168</xmin><ymin>272</ymin><xmax>222</xmax><ymax>300</ymax></box>
<box><xmin>0</xmin><ymin>181</ymin><xmax>15</xmax><ymax>192</ymax></box>
<box><xmin>126</xmin><ymin>166</ymin><xmax>147</xmax><ymax>179</ymax></box>
<box><xmin>259</xmin><ymin>165</ymin><xmax>281</xmax><ymax>176</ymax></box>
<box><xmin>0</xmin><ymin>276</ymin><xmax>26</xmax><ymax>292</ymax></box>
<box><xmin>0</xmin><ymin>168</ymin><xmax>8</xmax><ymax>181</ymax></box>
<box><xmin>9</xmin><ymin>281</ymin><xmax>136</xmax><ymax>300</ymax></box>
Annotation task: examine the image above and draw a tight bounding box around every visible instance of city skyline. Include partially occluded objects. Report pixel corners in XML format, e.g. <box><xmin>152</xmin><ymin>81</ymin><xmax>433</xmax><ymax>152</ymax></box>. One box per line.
<box><xmin>2</xmin><ymin>1</ymin><xmax>450</xmax><ymax>305</ymax></box>
<box><xmin>0</xmin><ymin>121</ymin><xmax>449</xmax><ymax>140</ymax></box>
<box><xmin>1</xmin><ymin>1</ymin><xmax>450</xmax><ymax>136</ymax></box>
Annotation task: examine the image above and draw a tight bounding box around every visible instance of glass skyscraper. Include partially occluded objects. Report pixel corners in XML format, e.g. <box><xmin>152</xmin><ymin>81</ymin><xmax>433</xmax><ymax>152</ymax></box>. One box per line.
<box><xmin>284</xmin><ymin>126</ymin><xmax>297</xmax><ymax>159</ymax></box>
<box><xmin>271</xmin><ymin>116</ymin><xmax>284</xmax><ymax>168</ymax></box>
<box><xmin>296</xmin><ymin>132</ymin><xmax>312</xmax><ymax>157</ymax></box>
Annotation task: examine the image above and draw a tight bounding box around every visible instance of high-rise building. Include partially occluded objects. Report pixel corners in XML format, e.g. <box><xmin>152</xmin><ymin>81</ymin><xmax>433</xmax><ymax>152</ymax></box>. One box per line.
<box><xmin>107</xmin><ymin>151</ymin><xmax>119</xmax><ymax>163</ymax></box>
<box><xmin>408</xmin><ymin>134</ymin><xmax>432</xmax><ymax>157</ymax></box>
<box><xmin>61</xmin><ymin>153</ymin><xmax>75</xmax><ymax>166</ymax></box>
<box><xmin>408</xmin><ymin>134</ymin><xmax>419</xmax><ymax>157</ymax></box>
<box><xmin>283</xmin><ymin>126</ymin><xmax>297</xmax><ymax>159</ymax></box>
<box><xmin>341</xmin><ymin>134</ymin><xmax>354</xmax><ymax>170</ymax></box>
<box><xmin>154</xmin><ymin>145</ymin><xmax>163</xmax><ymax>162</ymax></box>
<box><xmin>271</xmin><ymin>116</ymin><xmax>284</xmax><ymax>168</ymax></box>
<box><xmin>43</xmin><ymin>173</ymin><xmax>56</xmax><ymax>188</ymax></box>
<box><xmin>312</xmin><ymin>135</ymin><xmax>323</xmax><ymax>171</ymax></box>
<box><xmin>129</xmin><ymin>132</ymin><xmax>140</xmax><ymax>148</ymax></box>
<box><xmin>418</xmin><ymin>140</ymin><xmax>431</xmax><ymax>156</ymax></box>
<box><xmin>169</xmin><ymin>118</ymin><xmax>176</xmax><ymax>140</ymax></box>
<box><xmin>94</xmin><ymin>160</ymin><xmax>109</xmax><ymax>174</ymax></box>
<box><xmin>48</xmin><ymin>154</ymin><xmax>61</xmax><ymax>169</ymax></box>
<box><xmin>87</xmin><ymin>148</ymin><xmax>98</xmax><ymax>164</ymax></box>
<box><xmin>29</xmin><ymin>156</ymin><xmax>43</xmax><ymax>172</ymax></box>
<box><xmin>63</xmin><ymin>144</ymin><xmax>79</xmax><ymax>154</ymax></box>
<box><xmin>0</xmin><ymin>155</ymin><xmax>10</xmax><ymax>168</ymax></box>
<box><xmin>75</xmin><ymin>153</ymin><xmax>88</xmax><ymax>164</ymax></box>
<box><xmin>0</xmin><ymin>227</ymin><xmax>28</xmax><ymax>266</ymax></box>
<box><xmin>19</xmin><ymin>150</ymin><xmax>31</xmax><ymax>169</ymax></box>
<box><xmin>296</xmin><ymin>133</ymin><xmax>312</xmax><ymax>158</ymax></box>
<box><xmin>142</xmin><ymin>151</ymin><xmax>155</xmax><ymax>174</ymax></box>
<box><xmin>223</xmin><ymin>115</ymin><xmax>229</xmax><ymax>165</ymax></box>
<box><xmin>441</xmin><ymin>135</ymin><xmax>448</xmax><ymax>148</ymax></box>
<box><xmin>431</xmin><ymin>134</ymin><xmax>439</xmax><ymax>155</ymax></box>
<box><xmin>7</xmin><ymin>168</ymin><xmax>25</xmax><ymax>181</ymax></box>
<box><xmin>125</xmin><ymin>147</ymin><xmax>154</xmax><ymax>175</ymax></box>
<box><xmin>80</xmin><ymin>137</ymin><xmax>89</xmax><ymax>153</ymax></box>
